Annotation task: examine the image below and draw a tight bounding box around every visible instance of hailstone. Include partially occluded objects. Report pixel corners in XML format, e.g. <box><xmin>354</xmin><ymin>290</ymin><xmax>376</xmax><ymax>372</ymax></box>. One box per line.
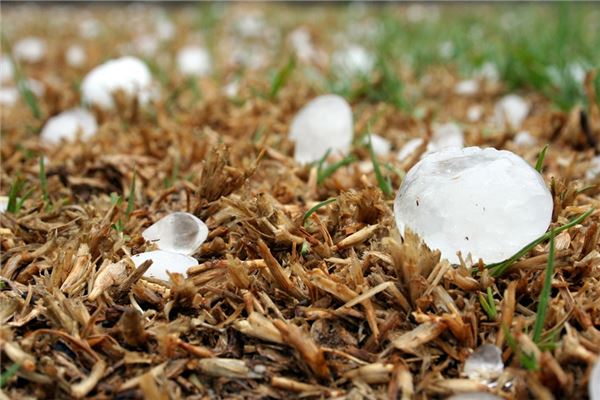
<box><xmin>332</xmin><ymin>44</ymin><xmax>374</xmax><ymax>76</ymax></box>
<box><xmin>394</xmin><ymin>147</ymin><xmax>553</xmax><ymax>263</ymax></box>
<box><xmin>13</xmin><ymin>37</ymin><xmax>46</xmax><ymax>63</ymax></box>
<box><xmin>142</xmin><ymin>212</ymin><xmax>208</xmax><ymax>255</ymax></box>
<box><xmin>494</xmin><ymin>94</ymin><xmax>529</xmax><ymax>130</ymax></box>
<box><xmin>177</xmin><ymin>46</ymin><xmax>212</xmax><ymax>77</ymax></box>
<box><xmin>81</xmin><ymin>56</ymin><xmax>154</xmax><ymax>109</ymax></box>
<box><xmin>40</xmin><ymin>108</ymin><xmax>97</xmax><ymax>144</ymax></box>
<box><xmin>289</xmin><ymin>94</ymin><xmax>353</xmax><ymax>164</ymax></box>
<box><xmin>131</xmin><ymin>250</ymin><xmax>198</xmax><ymax>281</ymax></box>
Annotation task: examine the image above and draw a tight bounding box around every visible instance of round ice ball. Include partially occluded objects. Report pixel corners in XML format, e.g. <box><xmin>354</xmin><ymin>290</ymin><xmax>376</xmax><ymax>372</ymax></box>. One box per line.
<box><xmin>289</xmin><ymin>94</ymin><xmax>353</xmax><ymax>164</ymax></box>
<box><xmin>394</xmin><ymin>147</ymin><xmax>553</xmax><ymax>263</ymax></box>
<box><xmin>81</xmin><ymin>56</ymin><xmax>154</xmax><ymax>109</ymax></box>
<box><xmin>40</xmin><ymin>108</ymin><xmax>97</xmax><ymax>144</ymax></box>
<box><xmin>142</xmin><ymin>212</ymin><xmax>208</xmax><ymax>256</ymax></box>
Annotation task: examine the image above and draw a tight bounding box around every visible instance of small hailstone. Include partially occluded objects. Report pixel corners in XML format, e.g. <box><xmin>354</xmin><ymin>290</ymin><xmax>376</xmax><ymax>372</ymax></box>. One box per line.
<box><xmin>590</xmin><ymin>357</ymin><xmax>600</xmax><ymax>400</ymax></box>
<box><xmin>289</xmin><ymin>94</ymin><xmax>353</xmax><ymax>164</ymax></box>
<box><xmin>0</xmin><ymin>87</ymin><xmax>19</xmax><ymax>106</ymax></box>
<box><xmin>513</xmin><ymin>131</ymin><xmax>536</xmax><ymax>147</ymax></box>
<box><xmin>494</xmin><ymin>94</ymin><xmax>530</xmax><ymax>130</ymax></box>
<box><xmin>0</xmin><ymin>196</ymin><xmax>8</xmax><ymax>213</ymax></box>
<box><xmin>40</xmin><ymin>108</ymin><xmax>98</xmax><ymax>144</ymax></box>
<box><xmin>455</xmin><ymin>79</ymin><xmax>479</xmax><ymax>96</ymax></box>
<box><xmin>447</xmin><ymin>393</ymin><xmax>502</xmax><ymax>400</ymax></box>
<box><xmin>26</xmin><ymin>79</ymin><xmax>44</xmax><ymax>97</ymax></box>
<box><xmin>332</xmin><ymin>45</ymin><xmax>374</xmax><ymax>76</ymax></box>
<box><xmin>430</xmin><ymin>122</ymin><xmax>464</xmax><ymax>151</ymax></box>
<box><xmin>223</xmin><ymin>79</ymin><xmax>240</xmax><ymax>99</ymax></box>
<box><xmin>79</xmin><ymin>18</ymin><xmax>101</xmax><ymax>38</ymax></box>
<box><xmin>177</xmin><ymin>46</ymin><xmax>212</xmax><ymax>77</ymax></box>
<box><xmin>586</xmin><ymin>156</ymin><xmax>600</xmax><ymax>180</ymax></box>
<box><xmin>0</xmin><ymin>55</ymin><xmax>14</xmax><ymax>83</ymax></box>
<box><xmin>133</xmin><ymin>35</ymin><xmax>159</xmax><ymax>57</ymax></box>
<box><xmin>363</xmin><ymin>134</ymin><xmax>391</xmax><ymax>155</ymax></box>
<box><xmin>467</xmin><ymin>105</ymin><xmax>483</xmax><ymax>122</ymax></box>
<box><xmin>81</xmin><ymin>56</ymin><xmax>154</xmax><ymax>109</ymax></box>
<box><xmin>156</xmin><ymin>15</ymin><xmax>175</xmax><ymax>40</ymax></box>
<box><xmin>142</xmin><ymin>212</ymin><xmax>208</xmax><ymax>256</ymax></box>
<box><xmin>235</xmin><ymin>13</ymin><xmax>266</xmax><ymax>38</ymax></box>
<box><xmin>477</xmin><ymin>62</ymin><xmax>500</xmax><ymax>83</ymax></box>
<box><xmin>463</xmin><ymin>344</ymin><xmax>504</xmax><ymax>382</ymax></box>
<box><xmin>394</xmin><ymin>147</ymin><xmax>553</xmax><ymax>263</ymax></box>
<box><xmin>66</xmin><ymin>45</ymin><xmax>86</xmax><ymax>67</ymax></box>
<box><xmin>131</xmin><ymin>250</ymin><xmax>198</xmax><ymax>281</ymax></box>
<box><xmin>13</xmin><ymin>37</ymin><xmax>46</xmax><ymax>63</ymax></box>
<box><xmin>289</xmin><ymin>28</ymin><xmax>316</xmax><ymax>64</ymax></box>
<box><xmin>397</xmin><ymin>138</ymin><xmax>424</xmax><ymax>162</ymax></box>
<box><xmin>439</xmin><ymin>41</ymin><xmax>454</xmax><ymax>59</ymax></box>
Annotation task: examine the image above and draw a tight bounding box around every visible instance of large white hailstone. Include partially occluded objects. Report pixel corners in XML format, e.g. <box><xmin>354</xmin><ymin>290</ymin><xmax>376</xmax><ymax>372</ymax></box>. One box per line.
<box><xmin>494</xmin><ymin>94</ymin><xmax>530</xmax><ymax>130</ymax></box>
<box><xmin>131</xmin><ymin>250</ymin><xmax>198</xmax><ymax>281</ymax></box>
<box><xmin>142</xmin><ymin>212</ymin><xmax>208</xmax><ymax>255</ymax></box>
<box><xmin>289</xmin><ymin>94</ymin><xmax>353</xmax><ymax>164</ymax></box>
<box><xmin>394</xmin><ymin>147</ymin><xmax>553</xmax><ymax>263</ymax></box>
<box><xmin>81</xmin><ymin>56</ymin><xmax>154</xmax><ymax>109</ymax></box>
<box><xmin>0</xmin><ymin>55</ymin><xmax>14</xmax><ymax>83</ymax></box>
<box><xmin>590</xmin><ymin>356</ymin><xmax>600</xmax><ymax>400</ymax></box>
<box><xmin>13</xmin><ymin>37</ymin><xmax>46</xmax><ymax>63</ymax></box>
<box><xmin>332</xmin><ymin>45</ymin><xmax>375</xmax><ymax>76</ymax></box>
<box><xmin>0</xmin><ymin>87</ymin><xmax>18</xmax><ymax>106</ymax></box>
<box><xmin>40</xmin><ymin>108</ymin><xmax>98</xmax><ymax>145</ymax></box>
<box><xmin>463</xmin><ymin>344</ymin><xmax>504</xmax><ymax>382</ymax></box>
<box><xmin>177</xmin><ymin>46</ymin><xmax>212</xmax><ymax>77</ymax></box>
<box><xmin>66</xmin><ymin>45</ymin><xmax>86</xmax><ymax>68</ymax></box>
<box><xmin>454</xmin><ymin>79</ymin><xmax>479</xmax><ymax>96</ymax></box>
<box><xmin>0</xmin><ymin>196</ymin><xmax>8</xmax><ymax>213</ymax></box>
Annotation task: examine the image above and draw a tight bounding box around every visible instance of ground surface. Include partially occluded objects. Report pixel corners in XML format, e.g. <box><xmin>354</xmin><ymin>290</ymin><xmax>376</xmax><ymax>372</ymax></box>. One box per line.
<box><xmin>1</xmin><ymin>3</ymin><xmax>600</xmax><ymax>400</ymax></box>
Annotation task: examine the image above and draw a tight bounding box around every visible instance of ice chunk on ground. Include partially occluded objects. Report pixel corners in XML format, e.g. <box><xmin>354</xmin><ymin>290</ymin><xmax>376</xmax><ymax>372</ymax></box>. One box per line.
<box><xmin>66</xmin><ymin>45</ymin><xmax>86</xmax><ymax>67</ymax></box>
<box><xmin>513</xmin><ymin>131</ymin><xmax>536</xmax><ymax>147</ymax></box>
<box><xmin>494</xmin><ymin>94</ymin><xmax>529</xmax><ymax>130</ymax></box>
<box><xmin>332</xmin><ymin>44</ymin><xmax>374</xmax><ymax>76</ymax></box>
<box><xmin>397</xmin><ymin>123</ymin><xmax>463</xmax><ymax>162</ymax></box>
<box><xmin>40</xmin><ymin>108</ymin><xmax>98</xmax><ymax>144</ymax></box>
<box><xmin>142</xmin><ymin>212</ymin><xmax>208</xmax><ymax>255</ymax></box>
<box><xmin>289</xmin><ymin>28</ymin><xmax>317</xmax><ymax>64</ymax></box>
<box><xmin>464</xmin><ymin>344</ymin><xmax>504</xmax><ymax>381</ymax></box>
<box><xmin>81</xmin><ymin>56</ymin><xmax>154</xmax><ymax>109</ymax></box>
<box><xmin>363</xmin><ymin>134</ymin><xmax>391</xmax><ymax>155</ymax></box>
<box><xmin>397</xmin><ymin>138</ymin><xmax>424</xmax><ymax>162</ymax></box>
<box><xmin>177</xmin><ymin>46</ymin><xmax>212</xmax><ymax>77</ymax></box>
<box><xmin>455</xmin><ymin>79</ymin><xmax>479</xmax><ymax>96</ymax></box>
<box><xmin>131</xmin><ymin>250</ymin><xmax>198</xmax><ymax>281</ymax></box>
<box><xmin>467</xmin><ymin>105</ymin><xmax>483</xmax><ymax>122</ymax></box>
<box><xmin>0</xmin><ymin>55</ymin><xmax>14</xmax><ymax>83</ymax></box>
<box><xmin>0</xmin><ymin>87</ymin><xmax>18</xmax><ymax>106</ymax></box>
<box><xmin>13</xmin><ymin>37</ymin><xmax>46</xmax><ymax>63</ymax></box>
<box><xmin>0</xmin><ymin>196</ymin><xmax>8</xmax><ymax>213</ymax></box>
<box><xmin>289</xmin><ymin>94</ymin><xmax>353</xmax><ymax>164</ymax></box>
<box><xmin>447</xmin><ymin>393</ymin><xmax>502</xmax><ymax>400</ymax></box>
<box><xmin>587</xmin><ymin>156</ymin><xmax>600</xmax><ymax>180</ymax></box>
<box><xmin>394</xmin><ymin>147</ymin><xmax>553</xmax><ymax>263</ymax></box>
<box><xmin>590</xmin><ymin>356</ymin><xmax>600</xmax><ymax>400</ymax></box>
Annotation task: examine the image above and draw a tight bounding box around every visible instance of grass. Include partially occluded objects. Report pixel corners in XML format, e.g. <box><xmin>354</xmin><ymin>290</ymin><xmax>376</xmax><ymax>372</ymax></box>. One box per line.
<box><xmin>535</xmin><ymin>144</ymin><xmax>548</xmax><ymax>173</ymax></box>
<box><xmin>315</xmin><ymin>150</ymin><xmax>357</xmax><ymax>185</ymax></box>
<box><xmin>39</xmin><ymin>156</ymin><xmax>49</xmax><ymax>204</ymax></box>
<box><xmin>7</xmin><ymin>176</ymin><xmax>34</xmax><ymax>214</ymax></box>
<box><xmin>486</xmin><ymin>208</ymin><xmax>594</xmax><ymax>277</ymax></box>
<box><xmin>367</xmin><ymin>133</ymin><xmax>393</xmax><ymax>197</ymax></box>
<box><xmin>303</xmin><ymin>198</ymin><xmax>337</xmax><ymax>226</ymax></box>
<box><xmin>269</xmin><ymin>56</ymin><xmax>296</xmax><ymax>99</ymax></box>
<box><xmin>532</xmin><ymin>229</ymin><xmax>555</xmax><ymax>344</ymax></box>
<box><xmin>479</xmin><ymin>287</ymin><xmax>497</xmax><ymax>320</ymax></box>
<box><xmin>0</xmin><ymin>363</ymin><xmax>20</xmax><ymax>388</ymax></box>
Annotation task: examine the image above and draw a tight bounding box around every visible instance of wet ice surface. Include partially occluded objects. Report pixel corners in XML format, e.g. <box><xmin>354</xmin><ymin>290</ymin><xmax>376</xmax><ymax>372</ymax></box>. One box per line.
<box><xmin>289</xmin><ymin>94</ymin><xmax>353</xmax><ymax>164</ymax></box>
<box><xmin>40</xmin><ymin>108</ymin><xmax>97</xmax><ymax>144</ymax></box>
<box><xmin>590</xmin><ymin>356</ymin><xmax>600</xmax><ymax>400</ymax></box>
<box><xmin>131</xmin><ymin>250</ymin><xmax>198</xmax><ymax>281</ymax></box>
<box><xmin>464</xmin><ymin>344</ymin><xmax>504</xmax><ymax>382</ymax></box>
<box><xmin>394</xmin><ymin>147</ymin><xmax>553</xmax><ymax>263</ymax></box>
<box><xmin>142</xmin><ymin>212</ymin><xmax>208</xmax><ymax>255</ymax></box>
<box><xmin>81</xmin><ymin>56</ymin><xmax>154</xmax><ymax>109</ymax></box>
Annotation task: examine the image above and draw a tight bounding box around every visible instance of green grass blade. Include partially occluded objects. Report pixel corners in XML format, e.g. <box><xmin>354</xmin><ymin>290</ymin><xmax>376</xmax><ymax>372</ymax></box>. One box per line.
<box><xmin>535</xmin><ymin>144</ymin><xmax>549</xmax><ymax>172</ymax></box>
<box><xmin>0</xmin><ymin>363</ymin><xmax>20</xmax><ymax>387</ymax></box>
<box><xmin>269</xmin><ymin>56</ymin><xmax>296</xmax><ymax>99</ymax></box>
<box><xmin>125</xmin><ymin>171</ymin><xmax>136</xmax><ymax>218</ymax></box>
<box><xmin>317</xmin><ymin>154</ymin><xmax>357</xmax><ymax>185</ymax></box>
<box><xmin>487</xmin><ymin>208</ymin><xmax>593</xmax><ymax>277</ymax></box>
<box><xmin>303</xmin><ymin>198</ymin><xmax>337</xmax><ymax>225</ymax></box>
<box><xmin>7</xmin><ymin>177</ymin><xmax>24</xmax><ymax>214</ymax></box>
<box><xmin>367</xmin><ymin>133</ymin><xmax>393</xmax><ymax>197</ymax></box>
<box><xmin>532</xmin><ymin>229</ymin><xmax>555</xmax><ymax>343</ymax></box>
<box><xmin>39</xmin><ymin>157</ymin><xmax>48</xmax><ymax>203</ymax></box>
